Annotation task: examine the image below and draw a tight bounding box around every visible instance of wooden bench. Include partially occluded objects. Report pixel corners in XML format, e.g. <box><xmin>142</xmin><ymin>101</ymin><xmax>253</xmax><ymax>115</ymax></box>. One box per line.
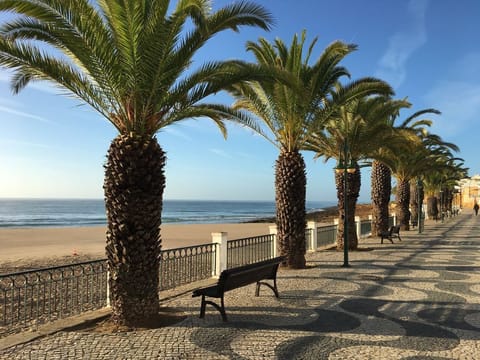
<box><xmin>192</xmin><ymin>256</ymin><xmax>284</xmax><ymax>321</ymax></box>
<box><xmin>379</xmin><ymin>225</ymin><xmax>401</xmax><ymax>244</ymax></box>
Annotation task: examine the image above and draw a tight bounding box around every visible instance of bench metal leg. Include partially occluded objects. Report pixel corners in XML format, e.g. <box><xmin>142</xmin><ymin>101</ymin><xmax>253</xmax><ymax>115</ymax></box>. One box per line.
<box><xmin>199</xmin><ymin>297</ymin><xmax>228</xmax><ymax>322</ymax></box>
<box><xmin>380</xmin><ymin>236</ymin><xmax>393</xmax><ymax>244</ymax></box>
<box><xmin>220</xmin><ymin>297</ymin><xmax>227</xmax><ymax>322</ymax></box>
<box><xmin>199</xmin><ymin>295</ymin><xmax>207</xmax><ymax>318</ymax></box>
<box><xmin>256</xmin><ymin>279</ymin><xmax>279</xmax><ymax>298</ymax></box>
<box><xmin>381</xmin><ymin>236</ymin><xmax>390</xmax><ymax>244</ymax></box>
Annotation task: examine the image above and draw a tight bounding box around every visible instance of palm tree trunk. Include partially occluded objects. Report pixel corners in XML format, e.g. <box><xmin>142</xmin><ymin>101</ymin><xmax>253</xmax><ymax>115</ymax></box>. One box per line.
<box><xmin>410</xmin><ymin>182</ymin><xmax>418</xmax><ymax>226</ymax></box>
<box><xmin>395</xmin><ymin>179</ymin><xmax>410</xmax><ymax>230</ymax></box>
<box><xmin>335</xmin><ymin>165</ymin><xmax>360</xmax><ymax>250</ymax></box>
<box><xmin>445</xmin><ymin>189</ymin><xmax>452</xmax><ymax>215</ymax></box>
<box><xmin>104</xmin><ymin>134</ymin><xmax>166</xmax><ymax>326</ymax></box>
<box><xmin>371</xmin><ymin>160</ymin><xmax>391</xmax><ymax>236</ymax></box>
<box><xmin>275</xmin><ymin>151</ymin><xmax>306</xmax><ymax>269</ymax></box>
<box><xmin>418</xmin><ymin>185</ymin><xmax>425</xmax><ymax>222</ymax></box>
<box><xmin>427</xmin><ymin>196</ymin><xmax>438</xmax><ymax>220</ymax></box>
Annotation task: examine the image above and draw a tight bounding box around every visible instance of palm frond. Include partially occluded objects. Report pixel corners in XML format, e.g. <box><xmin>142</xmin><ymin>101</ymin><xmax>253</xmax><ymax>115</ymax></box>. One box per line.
<box><xmin>0</xmin><ymin>0</ymin><xmax>274</xmax><ymax>137</ymax></box>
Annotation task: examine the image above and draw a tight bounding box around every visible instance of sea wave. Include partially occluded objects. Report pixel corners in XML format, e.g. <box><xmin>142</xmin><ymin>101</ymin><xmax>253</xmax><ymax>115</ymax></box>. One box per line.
<box><xmin>0</xmin><ymin>199</ymin><xmax>333</xmax><ymax>228</ymax></box>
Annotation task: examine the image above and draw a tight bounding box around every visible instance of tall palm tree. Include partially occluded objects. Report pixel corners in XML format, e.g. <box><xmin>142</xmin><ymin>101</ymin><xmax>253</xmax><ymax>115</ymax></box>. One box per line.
<box><xmin>0</xmin><ymin>0</ymin><xmax>273</xmax><ymax>327</ymax></box>
<box><xmin>228</xmin><ymin>31</ymin><xmax>359</xmax><ymax>268</ymax></box>
<box><xmin>370</xmin><ymin>107</ymin><xmax>438</xmax><ymax>236</ymax></box>
<box><xmin>368</xmin><ymin>98</ymin><xmax>410</xmax><ymax>236</ymax></box>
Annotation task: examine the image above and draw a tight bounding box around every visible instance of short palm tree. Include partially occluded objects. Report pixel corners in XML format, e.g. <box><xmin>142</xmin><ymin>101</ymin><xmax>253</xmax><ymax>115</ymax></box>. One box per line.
<box><xmin>390</xmin><ymin>134</ymin><xmax>460</xmax><ymax>230</ymax></box>
<box><xmin>307</xmin><ymin>92</ymin><xmax>397</xmax><ymax>250</ymax></box>
<box><xmin>228</xmin><ymin>31</ymin><xmax>358</xmax><ymax>268</ymax></box>
<box><xmin>422</xmin><ymin>158</ymin><xmax>467</xmax><ymax>219</ymax></box>
<box><xmin>0</xmin><ymin>0</ymin><xmax>273</xmax><ymax>327</ymax></box>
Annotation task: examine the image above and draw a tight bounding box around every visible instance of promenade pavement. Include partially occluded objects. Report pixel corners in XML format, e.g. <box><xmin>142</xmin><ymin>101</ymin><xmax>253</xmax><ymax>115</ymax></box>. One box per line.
<box><xmin>1</xmin><ymin>212</ymin><xmax>480</xmax><ymax>359</ymax></box>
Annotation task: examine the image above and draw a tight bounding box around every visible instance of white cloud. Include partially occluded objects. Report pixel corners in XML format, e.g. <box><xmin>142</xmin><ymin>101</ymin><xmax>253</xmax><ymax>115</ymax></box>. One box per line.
<box><xmin>28</xmin><ymin>82</ymin><xmax>60</xmax><ymax>95</ymax></box>
<box><xmin>0</xmin><ymin>105</ymin><xmax>52</xmax><ymax>123</ymax></box>
<box><xmin>375</xmin><ymin>0</ymin><xmax>429</xmax><ymax>88</ymax></box>
<box><xmin>0</xmin><ymin>69</ymin><xmax>61</xmax><ymax>95</ymax></box>
<box><xmin>162</xmin><ymin>127</ymin><xmax>192</xmax><ymax>141</ymax></box>
<box><xmin>424</xmin><ymin>81</ymin><xmax>480</xmax><ymax>135</ymax></box>
<box><xmin>424</xmin><ymin>51</ymin><xmax>480</xmax><ymax>136</ymax></box>
<box><xmin>0</xmin><ymin>97</ymin><xmax>21</xmax><ymax>108</ymax></box>
<box><xmin>209</xmin><ymin>148</ymin><xmax>231</xmax><ymax>158</ymax></box>
<box><xmin>449</xmin><ymin>52</ymin><xmax>480</xmax><ymax>81</ymax></box>
<box><xmin>1</xmin><ymin>139</ymin><xmax>52</xmax><ymax>149</ymax></box>
<box><xmin>235</xmin><ymin>151</ymin><xmax>254</xmax><ymax>159</ymax></box>
<box><xmin>0</xmin><ymin>70</ymin><xmax>13</xmax><ymax>83</ymax></box>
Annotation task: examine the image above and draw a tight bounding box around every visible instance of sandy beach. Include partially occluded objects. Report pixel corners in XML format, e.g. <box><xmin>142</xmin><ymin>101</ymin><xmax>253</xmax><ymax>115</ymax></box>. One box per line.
<box><xmin>0</xmin><ymin>222</ymin><xmax>275</xmax><ymax>265</ymax></box>
<box><xmin>0</xmin><ymin>204</ymin><xmax>376</xmax><ymax>270</ymax></box>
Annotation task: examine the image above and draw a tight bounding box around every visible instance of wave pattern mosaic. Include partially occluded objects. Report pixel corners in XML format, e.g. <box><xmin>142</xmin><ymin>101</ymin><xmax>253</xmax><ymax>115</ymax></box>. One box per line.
<box><xmin>1</xmin><ymin>214</ymin><xmax>480</xmax><ymax>359</ymax></box>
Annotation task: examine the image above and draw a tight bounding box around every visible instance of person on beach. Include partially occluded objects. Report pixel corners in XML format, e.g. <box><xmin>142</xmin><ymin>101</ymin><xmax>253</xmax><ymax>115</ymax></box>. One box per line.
<box><xmin>474</xmin><ymin>202</ymin><xmax>479</xmax><ymax>216</ymax></box>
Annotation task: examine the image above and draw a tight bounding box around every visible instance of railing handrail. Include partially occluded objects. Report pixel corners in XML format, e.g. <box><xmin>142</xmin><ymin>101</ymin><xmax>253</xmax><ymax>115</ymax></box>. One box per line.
<box><xmin>227</xmin><ymin>233</ymin><xmax>272</xmax><ymax>243</ymax></box>
<box><xmin>0</xmin><ymin>258</ymin><xmax>107</xmax><ymax>279</ymax></box>
<box><xmin>160</xmin><ymin>243</ymin><xmax>215</xmax><ymax>253</ymax></box>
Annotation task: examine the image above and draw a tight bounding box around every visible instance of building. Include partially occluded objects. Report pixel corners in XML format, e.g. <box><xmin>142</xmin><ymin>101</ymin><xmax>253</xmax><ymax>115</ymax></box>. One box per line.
<box><xmin>457</xmin><ymin>175</ymin><xmax>480</xmax><ymax>209</ymax></box>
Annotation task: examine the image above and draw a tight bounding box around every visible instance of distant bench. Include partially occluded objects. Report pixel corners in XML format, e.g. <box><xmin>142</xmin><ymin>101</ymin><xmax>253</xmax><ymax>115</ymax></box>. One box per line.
<box><xmin>379</xmin><ymin>225</ymin><xmax>401</xmax><ymax>244</ymax></box>
<box><xmin>192</xmin><ymin>256</ymin><xmax>285</xmax><ymax>321</ymax></box>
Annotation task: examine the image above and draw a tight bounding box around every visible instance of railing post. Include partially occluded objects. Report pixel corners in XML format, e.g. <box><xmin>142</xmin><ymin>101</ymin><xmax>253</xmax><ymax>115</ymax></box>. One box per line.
<box><xmin>211</xmin><ymin>232</ymin><xmax>228</xmax><ymax>278</ymax></box>
<box><xmin>334</xmin><ymin>218</ymin><xmax>340</xmax><ymax>246</ymax></box>
<box><xmin>307</xmin><ymin>221</ymin><xmax>317</xmax><ymax>252</ymax></box>
<box><xmin>106</xmin><ymin>271</ymin><xmax>111</xmax><ymax>308</ymax></box>
<box><xmin>368</xmin><ymin>215</ymin><xmax>373</xmax><ymax>237</ymax></box>
<box><xmin>355</xmin><ymin>216</ymin><xmax>361</xmax><ymax>238</ymax></box>
<box><xmin>269</xmin><ymin>225</ymin><xmax>278</xmax><ymax>258</ymax></box>
<box><xmin>393</xmin><ymin>213</ymin><xmax>397</xmax><ymax>226</ymax></box>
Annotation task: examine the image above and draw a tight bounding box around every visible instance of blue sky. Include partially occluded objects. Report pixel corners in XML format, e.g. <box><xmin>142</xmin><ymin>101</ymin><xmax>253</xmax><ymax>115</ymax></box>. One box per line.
<box><xmin>1</xmin><ymin>0</ymin><xmax>479</xmax><ymax>202</ymax></box>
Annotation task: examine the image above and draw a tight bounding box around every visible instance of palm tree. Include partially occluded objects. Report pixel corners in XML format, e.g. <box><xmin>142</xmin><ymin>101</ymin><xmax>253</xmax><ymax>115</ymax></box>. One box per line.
<box><xmin>423</xmin><ymin>159</ymin><xmax>467</xmax><ymax>220</ymax></box>
<box><xmin>0</xmin><ymin>0</ymin><xmax>273</xmax><ymax>327</ymax></box>
<box><xmin>307</xmin><ymin>92</ymin><xmax>397</xmax><ymax>250</ymax></box>
<box><xmin>228</xmin><ymin>31</ymin><xmax>359</xmax><ymax>268</ymax></box>
<box><xmin>390</xmin><ymin>134</ymin><xmax>460</xmax><ymax>230</ymax></box>
<box><xmin>370</xmin><ymin>107</ymin><xmax>438</xmax><ymax>236</ymax></box>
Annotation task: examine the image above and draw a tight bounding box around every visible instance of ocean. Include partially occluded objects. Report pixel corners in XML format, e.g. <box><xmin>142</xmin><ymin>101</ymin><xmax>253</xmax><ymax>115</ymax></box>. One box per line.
<box><xmin>0</xmin><ymin>199</ymin><xmax>334</xmax><ymax>228</ymax></box>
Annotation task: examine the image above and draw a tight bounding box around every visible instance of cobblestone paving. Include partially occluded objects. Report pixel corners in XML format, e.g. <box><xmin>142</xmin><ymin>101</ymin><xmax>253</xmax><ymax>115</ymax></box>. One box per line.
<box><xmin>1</xmin><ymin>213</ymin><xmax>480</xmax><ymax>359</ymax></box>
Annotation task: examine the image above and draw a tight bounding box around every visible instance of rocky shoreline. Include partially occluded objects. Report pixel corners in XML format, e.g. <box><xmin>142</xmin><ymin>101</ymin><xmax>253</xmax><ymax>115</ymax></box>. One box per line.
<box><xmin>247</xmin><ymin>203</ymin><xmax>373</xmax><ymax>224</ymax></box>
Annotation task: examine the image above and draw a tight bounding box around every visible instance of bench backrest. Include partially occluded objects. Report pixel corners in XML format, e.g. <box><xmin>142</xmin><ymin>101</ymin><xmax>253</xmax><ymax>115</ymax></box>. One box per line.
<box><xmin>218</xmin><ymin>257</ymin><xmax>284</xmax><ymax>293</ymax></box>
<box><xmin>392</xmin><ymin>225</ymin><xmax>400</xmax><ymax>234</ymax></box>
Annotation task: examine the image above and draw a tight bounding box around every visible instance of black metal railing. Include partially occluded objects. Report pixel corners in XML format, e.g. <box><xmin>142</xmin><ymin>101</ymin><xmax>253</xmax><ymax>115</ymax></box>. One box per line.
<box><xmin>0</xmin><ymin>259</ymin><xmax>107</xmax><ymax>336</ymax></box>
<box><xmin>227</xmin><ymin>234</ymin><xmax>274</xmax><ymax>268</ymax></box>
<box><xmin>316</xmin><ymin>225</ymin><xmax>337</xmax><ymax>249</ymax></box>
<box><xmin>3</xmin><ymin>222</ymin><xmax>377</xmax><ymax>335</ymax></box>
<box><xmin>159</xmin><ymin>243</ymin><xmax>216</xmax><ymax>291</ymax></box>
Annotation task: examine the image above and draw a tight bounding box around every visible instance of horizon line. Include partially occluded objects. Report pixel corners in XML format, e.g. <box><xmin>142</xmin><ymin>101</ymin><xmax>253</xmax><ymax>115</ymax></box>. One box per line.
<box><xmin>0</xmin><ymin>197</ymin><xmax>340</xmax><ymax>203</ymax></box>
